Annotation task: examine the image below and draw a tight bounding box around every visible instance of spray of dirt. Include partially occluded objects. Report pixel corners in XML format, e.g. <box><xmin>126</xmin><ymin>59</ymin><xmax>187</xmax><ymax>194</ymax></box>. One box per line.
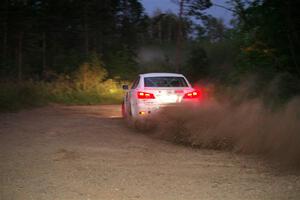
<box><xmin>151</xmin><ymin>88</ymin><xmax>300</xmax><ymax>166</ymax></box>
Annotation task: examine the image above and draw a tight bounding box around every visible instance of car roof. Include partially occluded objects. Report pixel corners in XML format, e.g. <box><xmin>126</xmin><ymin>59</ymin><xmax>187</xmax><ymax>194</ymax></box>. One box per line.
<box><xmin>140</xmin><ymin>73</ymin><xmax>185</xmax><ymax>78</ymax></box>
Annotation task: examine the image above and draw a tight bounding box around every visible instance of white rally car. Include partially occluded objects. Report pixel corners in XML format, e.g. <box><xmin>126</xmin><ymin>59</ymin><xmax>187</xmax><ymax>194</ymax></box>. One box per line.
<box><xmin>122</xmin><ymin>73</ymin><xmax>202</xmax><ymax>119</ymax></box>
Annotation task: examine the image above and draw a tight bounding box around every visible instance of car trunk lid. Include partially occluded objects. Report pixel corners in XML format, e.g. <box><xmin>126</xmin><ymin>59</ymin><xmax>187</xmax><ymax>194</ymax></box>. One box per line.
<box><xmin>143</xmin><ymin>88</ymin><xmax>192</xmax><ymax>104</ymax></box>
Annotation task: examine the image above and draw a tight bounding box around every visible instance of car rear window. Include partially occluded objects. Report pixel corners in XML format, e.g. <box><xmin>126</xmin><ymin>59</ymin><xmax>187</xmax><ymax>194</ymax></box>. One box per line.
<box><xmin>144</xmin><ymin>77</ymin><xmax>188</xmax><ymax>87</ymax></box>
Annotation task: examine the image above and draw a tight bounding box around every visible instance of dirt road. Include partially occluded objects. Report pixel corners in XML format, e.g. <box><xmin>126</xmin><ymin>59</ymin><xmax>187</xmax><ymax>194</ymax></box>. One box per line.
<box><xmin>0</xmin><ymin>105</ymin><xmax>300</xmax><ymax>200</ymax></box>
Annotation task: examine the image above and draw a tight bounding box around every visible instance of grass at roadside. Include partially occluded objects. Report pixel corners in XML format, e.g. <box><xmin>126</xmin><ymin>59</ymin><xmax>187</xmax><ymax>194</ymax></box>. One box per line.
<box><xmin>0</xmin><ymin>58</ymin><xmax>126</xmax><ymax>112</ymax></box>
<box><xmin>0</xmin><ymin>82</ymin><xmax>47</xmax><ymax>112</ymax></box>
<box><xmin>44</xmin><ymin>78</ymin><xmax>125</xmax><ymax>105</ymax></box>
<box><xmin>0</xmin><ymin>79</ymin><xmax>124</xmax><ymax>112</ymax></box>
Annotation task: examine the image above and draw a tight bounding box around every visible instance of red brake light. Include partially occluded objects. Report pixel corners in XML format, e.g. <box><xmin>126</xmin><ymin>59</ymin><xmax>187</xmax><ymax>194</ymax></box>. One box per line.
<box><xmin>137</xmin><ymin>91</ymin><xmax>155</xmax><ymax>99</ymax></box>
<box><xmin>183</xmin><ymin>90</ymin><xmax>201</xmax><ymax>99</ymax></box>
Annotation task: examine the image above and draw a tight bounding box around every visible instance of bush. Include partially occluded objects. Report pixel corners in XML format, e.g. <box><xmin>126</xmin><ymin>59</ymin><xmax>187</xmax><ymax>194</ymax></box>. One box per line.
<box><xmin>0</xmin><ymin>56</ymin><xmax>126</xmax><ymax>111</ymax></box>
<box><xmin>44</xmin><ymin>77</ymin><xmax>125</xmax><ymax>105</ymax></box>
<box><xmin>44</xmin><ymin>58</ymin><xmax>125</xmax><ymax>105</ymax></box>
<box><xmin>0</xmin><ymin>82</ymin><xmax>47</xmax><ymax>112</ymax></box>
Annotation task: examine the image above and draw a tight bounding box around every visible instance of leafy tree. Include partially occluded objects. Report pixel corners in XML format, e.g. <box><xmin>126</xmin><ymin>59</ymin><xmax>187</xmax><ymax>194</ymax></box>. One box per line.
<box><xmin>224</xmin><ymin>0</ymin><xmax>300</xmax><ymax>99</ymax></box>
<box><xmin>171</xmin><ymin>0</ymin><xmax>212</xmax><ymax>72</ymax></box>
<box><xmin>202</xmin><ymin>16</ymin><xmax>227</xmax><ymax>43</ymax></box>
<box><xmin>106</xmin><ymin>46</ymin><xmax>138</xmax><ymax>80</ymax></box>
<box><xmin>149</xmin><ymin>12</ymin><xmax>192</xmax><ymax>44</ymax></box>
<box><xmin>185</xmin><ymin>43</ymin><xmax>209</xmax><ymax>81</ymax></box>
<box><xmin>0</xmin><ymin>0</ymin><xmax>148</xmax><ymax>80</ymax></box>
<box><xmin>74</xmin><ymin>54</ymin><xmax>107</xmax><ymax>91</ymax></box>
<box><xmin>231</xmin><ymin>0</ymin><xmax>300</xmax><ymax>77</ymax></box>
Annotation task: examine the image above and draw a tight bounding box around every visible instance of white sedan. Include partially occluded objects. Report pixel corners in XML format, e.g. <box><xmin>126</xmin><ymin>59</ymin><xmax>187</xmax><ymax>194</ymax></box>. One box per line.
<box><xmin>122</xmin><ymin>73</ymin><xmax>202</xmax><ymax>119</ymax></box>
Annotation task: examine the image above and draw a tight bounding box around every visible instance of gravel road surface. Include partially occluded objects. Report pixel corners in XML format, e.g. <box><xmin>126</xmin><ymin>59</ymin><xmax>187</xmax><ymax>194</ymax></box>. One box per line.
<box><xmin>0</xmin><ymin>105</ymin><xmax>300</xmax><ymax>200</ymax></box>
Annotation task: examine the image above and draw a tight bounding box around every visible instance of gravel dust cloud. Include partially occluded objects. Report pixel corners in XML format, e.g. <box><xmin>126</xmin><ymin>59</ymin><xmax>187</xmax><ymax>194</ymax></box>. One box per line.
<box><xmin>149</xmin><ymin>84</ymin><xmax>300</xmax><ymax>166</ymax></box>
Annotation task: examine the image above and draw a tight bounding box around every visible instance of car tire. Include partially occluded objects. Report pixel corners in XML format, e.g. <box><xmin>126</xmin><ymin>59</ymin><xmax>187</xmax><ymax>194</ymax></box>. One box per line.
<box><xmin>121</xmin><ymin>101</ymin><xmax>126</xmax><ymax>118</ymax></box>
<box><xmin>123</xmin><ymin>102</ymin><xmax>135</xmax><ymax>127</ymax></box>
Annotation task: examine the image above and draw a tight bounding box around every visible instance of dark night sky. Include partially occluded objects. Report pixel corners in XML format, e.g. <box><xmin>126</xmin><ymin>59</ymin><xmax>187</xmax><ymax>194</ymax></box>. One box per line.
<box><xmin>141</xmin><ymin>0</ymin><xmax>233</xmax><ymax>25</ymax></box>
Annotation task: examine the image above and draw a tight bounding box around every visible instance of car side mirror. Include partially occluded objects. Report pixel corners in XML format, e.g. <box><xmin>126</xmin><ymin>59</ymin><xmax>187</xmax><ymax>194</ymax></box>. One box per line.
<box><xmin>122</xmin><ymin>85</ymin><xmax>129</xmax><ymax>90</ymax></box>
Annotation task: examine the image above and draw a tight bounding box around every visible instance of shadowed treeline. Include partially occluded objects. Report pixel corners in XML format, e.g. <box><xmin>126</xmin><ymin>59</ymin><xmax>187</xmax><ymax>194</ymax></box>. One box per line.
<box><xmin>1</xmin><ymin>0</ymin><xmax>300</xmax><ymax>110</ymax></box>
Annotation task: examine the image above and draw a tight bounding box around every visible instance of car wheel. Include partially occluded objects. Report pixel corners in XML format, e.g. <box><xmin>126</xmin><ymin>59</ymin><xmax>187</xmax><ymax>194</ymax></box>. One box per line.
<box><xmin>124</xmin><ymin>104</ymin><xmax>137</xmax><ymax>128</ymax></box>
<box><xmin>121</xmin><ymin>101</ymin><xmax>126</xmax><ymax>118</ymax></box>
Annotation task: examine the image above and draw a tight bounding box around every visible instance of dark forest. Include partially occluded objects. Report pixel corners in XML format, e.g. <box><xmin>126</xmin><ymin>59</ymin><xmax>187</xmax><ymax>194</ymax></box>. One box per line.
<box><xmin>0</xmin><ymin>0</ymin><xmax>299</xmax><ymax>110</ymax></box>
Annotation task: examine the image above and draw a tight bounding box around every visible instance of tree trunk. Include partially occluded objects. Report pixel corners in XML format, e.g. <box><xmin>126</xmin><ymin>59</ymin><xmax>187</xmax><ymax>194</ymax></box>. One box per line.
<box><xmin>17</xmin><ymin>32</ymin><xmax>23</xmax><ymax>81</ymax></box>
<box><xmin>158</xmin><ymin>21</ymin><xmax>162</xmax><ymax>44</ymax></box>
<box><xmin>168</xmin><ymin>21</ymin><xmax>172</xmax><ymax>42</ymax></box>
<box><xmin>2</xmin><ymin>0</ymin><xmax>8</xmax><ymax>63</ymax></box>
<box><xmin>42</xmin><ymin>32</ymin><xmax>47</xmax><ymax>72</ymax></box>
<box><xmin>84</xmin><ymin>5</ymin><xmax>89</xmax><ymax>57</ymax></box>
<box><xmin>286</xmin><ymin>0</ymin><xmax>300</xmax><ymax>75</ymax></box>
<box><xmin>3</xmin><ymin>21</ymin><xmax>7</xmax><ymax>63</ymax></box>
<box><xmin>175</xmin><ymin>0</ymin><xmax>184</xmax><ymax>72</ymax></box>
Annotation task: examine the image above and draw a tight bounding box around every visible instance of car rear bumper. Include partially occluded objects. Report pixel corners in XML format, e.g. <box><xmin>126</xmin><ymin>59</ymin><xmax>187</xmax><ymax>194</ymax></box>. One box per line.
<box><xmin>134</xmin><ymin>103</ymin><xmax>161</xmax><ymax>118</ymax></box>
<box><xmin>134</xmin><ymin>100</ymin><xmax>199</xmax><ymax>118</ymax></box>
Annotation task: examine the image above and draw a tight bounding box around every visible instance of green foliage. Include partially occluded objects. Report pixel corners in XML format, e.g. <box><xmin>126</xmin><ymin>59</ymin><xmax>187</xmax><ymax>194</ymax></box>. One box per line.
<box><xmin>137</xmin><ymin>43</ymin><xmax>179</xmax><ymax>73</ymax></box>
<box><xmin>0</xmin><ymin>78</ymin><xmax>125</xmax><ymax>112</ymax></box>
<box><xmin>0</xmin><ymin>77</ymin><xmax>125</xmax><ymax>112</ymax></box>
<box><xmin>200</xmin><ymin>16</ymin><xmax>227</xmax><ymax>42</ymax></box>
<box><xmin>149</xmin><ymin>11</ymin><xmax>193</xmax><ymax>43</ymax></box>
<box><xmin>107</xmin><ymin>47</ymin><xmax>138</xmax><ymax>80</ymax></box>
<box><xmin>184</xmin><ymin>0</ymin><xmax>213</xmax><ymax>18</ymax></box>
<box><xmin>184</xmin><ymin>43</ymin><xmax>209</xmax><ymax>81</ymax></box>
<box><xmin>74</xmin><ymin>55</ymin><xmax>108</xmax><ymax>90</ymax></box>
<box><xmin>0</xmin><ymin>56</ymin><xmax>126</xmax><ymax>111</ymax></box>
<box><xmin>45</xmin><ymin>78</ymin><xmax>124</xmax><ymax>105</ymax></box>
<box><xmin>1</xmin><ymin>0</ymin><xmax>299</xmax><ymax>105</ymax></box>
<box><xmin>225</xmin><ymin>0</ymin><xmax>300</xmax><ymax>100</ymax></box>
<box><xmin>186</xmin><ymin>21</ymin><xmax>238</xmax><ymax>82</ymax></box>
<box><xmin>232</xmin><ymin>0</ymin><xmax>299</xmax><ymax>76</ymax></box>
<box><xmin>0</xmin><ymin>0</ymin><xmax>146</xmax><ymax>80</ymax></box>
<box><xmin>0</xmin><ymin>82</ymin><xmax>47</xmax><ymax>112</ymax></box>
<box><xmin>44</xmin><ymin>58</ymin><xmax>125</xmax><ymax>104</ymax></box>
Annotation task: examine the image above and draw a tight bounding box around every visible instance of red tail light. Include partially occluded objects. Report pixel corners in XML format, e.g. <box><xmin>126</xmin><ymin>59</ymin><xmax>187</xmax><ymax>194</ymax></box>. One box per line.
<box><xmin>183</xmin><ymin>90</ymin><xmax>201</xmax><ymax>99</ymax></box>
<box><xmin>137</xmin><ymin>91</ymin><xmax>155</xmax><ymax>99</ymax></box>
